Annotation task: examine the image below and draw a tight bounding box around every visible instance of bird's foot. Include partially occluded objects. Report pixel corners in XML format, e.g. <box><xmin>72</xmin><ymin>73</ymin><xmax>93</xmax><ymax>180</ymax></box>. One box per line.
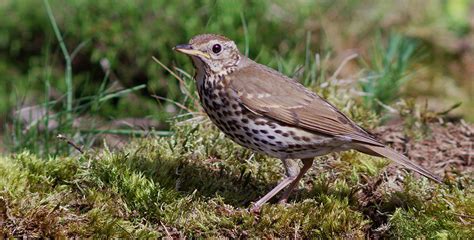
<box><xmin>249</xmin><ymin>203</ymin><xmax>262</xmax><ymax>214</ymax></box>
<box><xmin>278</xmin><ymin>197</ymin><xmax>288</xmax><ymax>204</ymax></box>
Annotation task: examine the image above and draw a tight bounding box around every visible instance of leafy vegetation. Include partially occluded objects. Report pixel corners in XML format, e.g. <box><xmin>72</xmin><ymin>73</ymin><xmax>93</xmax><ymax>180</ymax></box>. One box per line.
<box><xmin>360</xmin><ymin>33</ymin><xmax>420</xmax><ymax>114</ymax></box>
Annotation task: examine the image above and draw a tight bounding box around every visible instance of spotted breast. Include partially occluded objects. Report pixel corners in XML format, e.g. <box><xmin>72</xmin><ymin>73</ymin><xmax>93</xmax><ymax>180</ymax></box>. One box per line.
<box><xmin>195</xmin><ymin>67</ymin><xmax>351</xmax><ymax>160</ymax></box>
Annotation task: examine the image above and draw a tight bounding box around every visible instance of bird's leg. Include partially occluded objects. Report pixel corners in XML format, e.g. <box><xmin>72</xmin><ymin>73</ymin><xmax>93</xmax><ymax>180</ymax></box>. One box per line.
<box><xmin>251</xmin><ymin>159</ymin><xmax>299</xmax><ymax>211</ymax></box>
<box><xmin>278</xmin><ymin>158</ymin><xmax>314</xmax><ymax>204</ymax></box>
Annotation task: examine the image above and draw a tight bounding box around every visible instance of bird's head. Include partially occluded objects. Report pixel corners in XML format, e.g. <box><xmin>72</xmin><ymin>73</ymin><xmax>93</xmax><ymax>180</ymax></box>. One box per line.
<box><xmin>174</xmin><ymin>34</ymin><xmax>241</xmax><ymax>74</ymax></box>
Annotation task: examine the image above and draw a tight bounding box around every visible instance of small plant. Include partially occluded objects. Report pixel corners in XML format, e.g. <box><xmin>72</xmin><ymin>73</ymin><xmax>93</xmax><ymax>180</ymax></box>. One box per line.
<box><xmin>360</xmin><ymin>33</ymin><xmax>420</xmax><ymax>114</ymax></box>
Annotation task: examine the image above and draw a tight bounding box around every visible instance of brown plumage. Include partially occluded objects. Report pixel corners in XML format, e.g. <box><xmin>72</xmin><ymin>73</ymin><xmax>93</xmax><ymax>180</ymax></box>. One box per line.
<box><xmin>174</xmin><ymin>33</ymin><xmax>442</xmax><ymax>211</ymax></box>
<box><xmin>226</xmin><ymin>61</ymin><xmax>441</xmax><ymax>183</ymax></box>
<box><xmin>227</xmin><ymin>64</ymin><xmax>383</xmax><ymax>146</ymax></box>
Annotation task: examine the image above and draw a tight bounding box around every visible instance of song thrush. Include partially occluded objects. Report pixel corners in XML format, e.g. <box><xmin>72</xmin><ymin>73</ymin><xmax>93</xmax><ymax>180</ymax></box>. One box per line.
<box><xmin>174</xmin><ymin>34</ymin><xmax>442</xmax><ymax>211</ymax></box>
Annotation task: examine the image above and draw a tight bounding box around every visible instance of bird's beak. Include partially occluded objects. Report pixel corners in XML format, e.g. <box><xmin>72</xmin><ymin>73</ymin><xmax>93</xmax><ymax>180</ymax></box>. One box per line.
<box><xmin>173</xmin><ymin>44</ymin><xmax>210</xmax><ymax>59</ymax></box>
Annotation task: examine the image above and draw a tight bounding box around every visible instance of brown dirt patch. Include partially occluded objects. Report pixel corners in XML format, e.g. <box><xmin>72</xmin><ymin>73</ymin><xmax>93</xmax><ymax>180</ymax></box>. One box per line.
<box><xmin>375</xmin><ymin>120</ymin><xmax>473</xmax><ymax>178</ymax></box>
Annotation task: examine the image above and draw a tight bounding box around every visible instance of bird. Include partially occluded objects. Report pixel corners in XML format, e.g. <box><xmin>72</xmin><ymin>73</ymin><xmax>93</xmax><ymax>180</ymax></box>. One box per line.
<box><xmin>173</xmin><ymin>33</ymin><xmax>442</xmax><ymax>211</ymax></box>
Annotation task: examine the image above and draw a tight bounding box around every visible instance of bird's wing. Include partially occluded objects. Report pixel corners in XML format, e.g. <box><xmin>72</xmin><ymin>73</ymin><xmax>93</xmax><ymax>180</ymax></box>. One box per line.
<box><xmin>227</xmin><ymin>64</ymin><xmax>383</xmax><ymax>146</ymax></box>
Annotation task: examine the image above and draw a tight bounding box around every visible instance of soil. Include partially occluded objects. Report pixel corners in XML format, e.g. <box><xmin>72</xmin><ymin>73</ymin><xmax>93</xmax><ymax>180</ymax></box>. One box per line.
<box><xmin>375</xmin><ymin>120</ymin><xmax>473</xmax><ymax>177</ymax></box>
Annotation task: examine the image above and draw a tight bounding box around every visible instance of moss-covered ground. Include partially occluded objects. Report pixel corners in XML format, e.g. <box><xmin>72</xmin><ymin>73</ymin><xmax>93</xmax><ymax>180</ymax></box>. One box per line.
<box><xmin>1</xmin><ymin>119</ymin><xmax>472</xmax><ymax>238</ymax></box>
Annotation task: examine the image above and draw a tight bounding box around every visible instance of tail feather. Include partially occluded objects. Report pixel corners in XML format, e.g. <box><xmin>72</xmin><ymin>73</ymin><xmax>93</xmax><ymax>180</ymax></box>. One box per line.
<box><xmin>356</xmin><ymin>144</ymin><xmax>443</xmax><ymax>184</ymax></box>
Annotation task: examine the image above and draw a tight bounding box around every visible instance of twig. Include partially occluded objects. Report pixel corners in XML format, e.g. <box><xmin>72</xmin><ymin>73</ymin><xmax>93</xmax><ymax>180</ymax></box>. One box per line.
<box><xmin>79</xmin><ymin>129</ymin><xmax>172</xmax><ymax>136</ymax></box>
<box><xmin>152</xmin><ymin>95</ymin><xmax>192</xmax><ymax>113</ymax></box>
<box><xmin>375</xmin><ymin>98</ymin><xmax>398</xmax><ymax>114</ymax></box>
<box><xmin>330</xmin><ymin>53</ymin><xmax>358</xmax><ymax>80</ymax></box>
<box><xmin>291</xmin><ymin>65</ymin><xmax>305</xmax><ymax>81</ymax></box>
<box><xmin>152</xmin><ymin>56</ymin><xmax>199</xmax><ymax>106</ymax></box>
<box><xmin>160</xmin><ymin>221</ymin><xmax>172</xmax><ymax>238</ymax></box>
<box><xmin>57</xmin><ymin>134</ymin><xmax>84</xmax><ymax>154</ymax></box>
<box><xmin>152</xmin><ymin>56</ymin><xmax>187</xmax><ymax>87</ymax></box>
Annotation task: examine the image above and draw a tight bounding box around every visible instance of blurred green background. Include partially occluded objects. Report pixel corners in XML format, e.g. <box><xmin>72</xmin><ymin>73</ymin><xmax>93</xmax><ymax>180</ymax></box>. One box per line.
<box><xmin>0</xmin><ymin>0</ymin><xmax>472</xmax><ymax>153</ymax></box>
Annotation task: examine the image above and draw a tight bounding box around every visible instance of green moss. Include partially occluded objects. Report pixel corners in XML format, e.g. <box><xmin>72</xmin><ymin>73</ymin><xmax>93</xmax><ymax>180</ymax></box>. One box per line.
<box><xmin>1</xmin><ymin>121</ymin><xmax>471</xmax><ymax>237</ymax></box>
<box><xmin>388</xmin><ymin>179</ymin><xmax>474</xmax><ymax>238</ymax></box>
<box><xmin>253</xmin><ymin>198</ymin><xmax>369</xmax><ymax>238</ymax></box>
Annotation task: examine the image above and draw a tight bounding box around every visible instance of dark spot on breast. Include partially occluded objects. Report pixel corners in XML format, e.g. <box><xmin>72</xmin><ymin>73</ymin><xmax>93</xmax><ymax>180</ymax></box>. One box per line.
<box><xmin>302</xmin><ymin>136</ymin><xmax>311</xmax><ymax>142</ymax></box>
<box><xmin>245</xmin><ymin>132</ymin><xmax>252</xmax><ymax>137</ymax></box>
<box><xmin>267</xmin><ymin>122</ymin><xmax>276</xmax><ymax>129</ymax></box>
<box><xmin>231</xmin><ymin>104</ymin><xmax>238</xmax><ymax>109</ymax></box>
<box><xmin>276</xmin><ymin>141</ymin><xmax>282</xmax><ymax>145</ymax></box>
<box><xmin>212</xmin><ymin>102</ymin><xmax>221</xmax><ymax>109</ymax></box>
<box><xmin>289</xmin><ymin>131</ymin><xmax>295</xmax><ymax>136</ymax></box>
<box><xmin>282</xmin><ymin>132</ymin><xmax>289</xmax><ymax>137</ymax></box>
<box><xmin>216</xmin><ymin>112</ymin><xmax>223</xmax><ymax>118</ymax></box>
<box><xmin>243</xmin><ymin>126</ymin><xmax>249</xmax><ymax>131</ymax></box>
<box><xmin>267</xmin><ymin>135</ymin><xmax>276</xmax><ymax>140</ymax></box>
<box><xmin>241</xmin><ymin>118</ymin><xmax>249</xmax><ymax>124</ymax></box>
<box><xmin>275</xmin><ymin>129</ymin><xmax>282</xmax><ymax>134</ymax></box>
<box><xmin>293</xmin><ymin>136</ymin><xmax>301</xmax><ymax>141</ymax></box>
<box><xmin>216</xmin><ymin>84</ymin><xmax>223</xmax><ymax>90</ymax></box>
<box><xmin>255</xmin><ymin>120</ymin><xmax>265</xmax><ymax>126</ymax></box>
<box><xmin>260</xmin><ymin>130</ymin><xmax>268</xmax><ymax>134</ymax></box>
<box><xmin>261</xmin><ymin>139</ymin><xmax>268</xmax><ymax>144</ymax></box>
<box><xmin>252</xmin><ymin>129</ymin><xmax>259</xmax><ymax>134</ymax></box>
<box><xmin>253</xmin><ymin>137</ymin><xmax>260</xmax><ymax>142</ymax></box>
<box><xmin>234</xmin><ymin>110</ymin><xmax>242</xmax><ymax>115</ymax></box>
<box><xmin>235</xmin><ymin>134</ymin><xmax>244</xmax><ymax>139</ymax></box>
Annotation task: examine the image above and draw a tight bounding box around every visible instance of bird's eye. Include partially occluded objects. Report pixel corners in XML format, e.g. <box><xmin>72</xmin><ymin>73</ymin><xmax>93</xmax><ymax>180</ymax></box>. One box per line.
<box><xmin>212</xmin><ymin>44</ymin><xmax>222</xmax><ymax>54</ymax></box>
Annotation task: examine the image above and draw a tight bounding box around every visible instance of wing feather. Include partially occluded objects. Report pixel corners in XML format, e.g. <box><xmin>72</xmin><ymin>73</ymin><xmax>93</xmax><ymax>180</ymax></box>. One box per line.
<box><xmin>227</xmin><ymin>63</ymin><xmax>383</xmax><ymax>147</ymax></box>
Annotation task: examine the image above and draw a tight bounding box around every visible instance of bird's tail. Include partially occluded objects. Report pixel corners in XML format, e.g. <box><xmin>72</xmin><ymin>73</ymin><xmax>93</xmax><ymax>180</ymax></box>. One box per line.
<box><xmin>355</xmin><ymin>144</ymin><xmax>443</xmax><ymax>184</ymax></box>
